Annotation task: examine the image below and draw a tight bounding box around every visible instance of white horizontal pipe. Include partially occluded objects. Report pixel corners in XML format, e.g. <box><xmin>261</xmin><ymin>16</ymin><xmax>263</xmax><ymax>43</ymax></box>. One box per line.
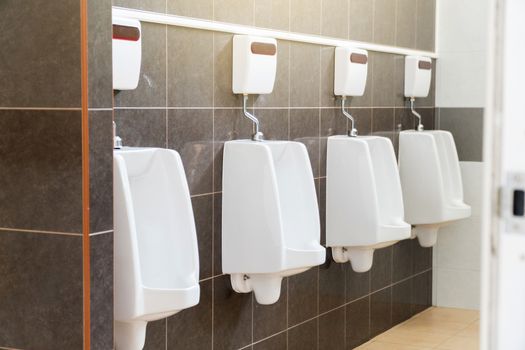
<box><xmin>113</xmin><ymin>7</ymin><xmax>439</xmax><ymax>58</ymax></box>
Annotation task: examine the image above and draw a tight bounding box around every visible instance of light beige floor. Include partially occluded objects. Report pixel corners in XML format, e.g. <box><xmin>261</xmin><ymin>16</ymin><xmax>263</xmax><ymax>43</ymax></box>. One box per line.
<box><xmin>356</xmin><ymin>307</ymin><xmax>480</xmax><ymax>350</ymax></box>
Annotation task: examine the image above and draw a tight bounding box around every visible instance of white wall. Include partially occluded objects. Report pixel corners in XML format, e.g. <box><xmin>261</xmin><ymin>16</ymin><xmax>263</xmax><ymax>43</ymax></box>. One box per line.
<box><xmin>433</xmin><ymin>0</ymin><xmax>489</xmax><ymax>311</ymax></box>
<box><xmin>436</xmin><ymin>0</ymin><xmax>489</xmax><ymax>108</ymax></box>
<box><xmin>433</xmin><ymin>162</ymin><xmax>483</xmax><ymax>309</ymax></box>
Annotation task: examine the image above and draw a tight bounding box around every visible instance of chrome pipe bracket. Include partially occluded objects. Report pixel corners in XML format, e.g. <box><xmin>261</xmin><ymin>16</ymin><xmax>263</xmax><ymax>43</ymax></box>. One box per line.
<box><xmin>341</xmin><ymin>96</ymin><xmax>358</xmax><ymax>137</ymax></box>
<box><xmin>410</xmin><ymin>97</ymin><xmax>424</xmax><ymax>131</ymax></box>
<box><xmin>242</xmin><ymin>94</ymin><xmax>264</xmax><ymax>141</ymax></box>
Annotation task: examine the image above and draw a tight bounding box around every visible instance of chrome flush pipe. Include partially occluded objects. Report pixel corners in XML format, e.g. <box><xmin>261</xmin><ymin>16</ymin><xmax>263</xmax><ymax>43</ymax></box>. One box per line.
<box><xmin>242</xmin><ymin>94</ymin><xmax>264</xmax><ymax>141</ymax></box>
<box><xmin>341</xmin><ymin>96</ymin><xmax>358</xmax><ymax>137</ymax></box>
<box><xmin>410</xmin><ymin>97</ymin><xmax>424</xmax><ymax>131</ymax></box>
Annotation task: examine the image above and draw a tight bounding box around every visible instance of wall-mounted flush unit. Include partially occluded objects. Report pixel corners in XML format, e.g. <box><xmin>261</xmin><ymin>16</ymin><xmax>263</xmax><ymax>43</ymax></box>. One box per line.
<box><xmin>222</xmin><ymin>35</ymin><xmax>325</xmax><ymax>304</ymax></box>
<box><xmin>114</xmin><ymin>148</ymin><xmax>200</xmax><ymax>350</ymax></box>
<box><xmin>326</xmin><ymin>47</ymin><xmax>411</xmax><ymax>272</ymax></box>
<box><xmin>399</xmin><ymin>55</ymin><xmax>471</xmax><ymax>247</ymax></box>
<box><xmin>112</xmin><ymin>16</ymin><xmax>141</xmax><ymax>90</ymax></box>
<box><xmin>404</xmin><ymin>56</ymin><xmax>432</xmax><ymax>131</ymax></box>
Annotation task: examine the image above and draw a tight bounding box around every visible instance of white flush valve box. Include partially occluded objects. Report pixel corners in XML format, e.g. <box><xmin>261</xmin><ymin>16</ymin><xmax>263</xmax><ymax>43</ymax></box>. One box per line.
<box><xmin>232</xmin><ymin>35</ymin><xmax>277</xmax><ymax>95</ymax></box>
<box><xmin>112</xmin><ymin>17</ymin><xmax>142</xmax><ymax>90</ymax></box>
<box><xmin>404</xmin><ymin>56</ymin><xmax>432</xmax><ymax>98</ymax></box>
<box><xmin>334</xmin><ymin>47</ymin><xmax>368</xmax><ymax>97</ymax></box>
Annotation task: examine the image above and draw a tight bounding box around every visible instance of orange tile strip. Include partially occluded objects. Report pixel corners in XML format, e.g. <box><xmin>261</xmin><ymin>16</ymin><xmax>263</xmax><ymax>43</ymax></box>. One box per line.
<box><xmin>80</xmin><ymin>0</ymin><xmax>91</xmax><ymax>348</ymax></box>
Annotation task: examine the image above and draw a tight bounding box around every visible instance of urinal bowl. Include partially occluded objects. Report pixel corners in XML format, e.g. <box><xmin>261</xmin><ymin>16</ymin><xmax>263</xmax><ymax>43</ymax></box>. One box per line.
<box><xmin>222</xmin><ymin>140</ymin><xmax>325</xmax><ymax>304</ymax></box>
<box><xmin>114</xmin><ymin>147</ymin><xmax>200</xmax><ymax>350</ymax></box>
<box><xmin>399</xmin><ymin>130</ymin><xmax>471</xmax><ymax>247</ymax></box>
<box><xmin>326</xmin><ymin>136</ymin><xmax>411</xmax><ymax>272</ymax></box>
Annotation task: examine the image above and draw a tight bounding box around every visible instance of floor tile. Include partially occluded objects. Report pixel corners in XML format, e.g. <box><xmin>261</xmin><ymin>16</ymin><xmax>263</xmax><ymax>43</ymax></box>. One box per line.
<box><xmin>437</xmin><ymin>335</ymin><xmax>479</xmax><ymax>350</ymax></box>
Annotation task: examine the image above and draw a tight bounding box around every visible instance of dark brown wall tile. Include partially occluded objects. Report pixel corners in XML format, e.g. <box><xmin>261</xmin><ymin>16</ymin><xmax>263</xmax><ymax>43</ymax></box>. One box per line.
<box><xmin>143</xmin><ymin>319</ymin><xmax>167</xmax><ymax>350</ymax></box>
<box><xmin>290</xmin><ymin>43</ymin><xmax>320</xmax><ymax>107</ymax></box>
<box><xmin>191</xmin><ymin>195</ymin><xmax>213</xmax><ymax>280</ymax></box>
<box><xmin>372</xmin><ymin>108</ymin><xmax>395</xmax><ymax>143</ymax></box>
<box><xmin>394</xmin><ymin>55</ymin><xmax>408</xmax><ymax>107</ymax></box>
<box><xmin>393</xmin><ymin>239</ymin><xmax>414</xmax><ymax>282</ymax></box>
<box><xmin>413</xmin><ymin>239</ymin><xmax>432</xmax><ymax>273</ymax></box>
<box><xmin>290</xmin><ymin>109</ymin><xmax>320</xmax><ymax>177</ymax></box>
<box><xmin>0</xmin><ymin>1</ymin><xmax>81</xmax><ymax>107</ymax></box>
<box><xmin>288</xmin><ymin>319</ymin><xmax>318</xmax><ymax>350</ymax></box>
<box><xmin>214</xmin><ymin>33</ymin><xmax>244</xmax><ymax>108</ymax></box>
<box><xmin>412</xmin><ymin>271</ymin><xmax>432</xmax><ymax>314</ymax></box>
<box><xmin>346</xmin><ymin>268</ymin><xmax>370</xmax><ymax>302</ymax></box>
<box><xmin>167</xmin><ymin>28</ymin><xmax>213</xmax><ymax>107</ymax></box>
<box><xmin>372</xmin><ymin>53</ymin><xmax>395</xmax><ymax>107</ymax></box>
<box><xmin>0</xmin><ymin>110</ymin><xmax>82</xmax><ymax>232</ymax></box>
<box><xmin>288</xmin><ymin>267</ymin><xmax>318</xmax><ymax>326</ymax></box>
<box><xmin>253</xmin><ymin>332</ymin><xmax>286</xmax><ymax>350</ymax></box>
<box><xmin>114</xmin><ymin>23</ymin><xmax>167</xmax><ymax>108</ymax></box>
<box><xmin>346</xmin><ymin>297</ymin><xmax>370</xmax><ymax>348</ymax></box>
<box><xmin>114</xmin><ymin>109</ymin><xmax>167</xmax><ymax>148</ymax></box>
<box><xmin>371</xmin><ymin>246</ymin><xmax>393</xmax><ymax>291</ymax></box>
<box><xmin>88</xmin><ymin>0</ymin><xmax>113</xmax><ymax>109</ymax></box>
<box><xmin>438</xmin><ymin>108</ymin><xmax>484</xmax><ymax>162</ymax></box>
<box><xmin>89</xmin><ymin>110</ymin><xmax>113</xmax><ymax>233</ymax></box>
<box><xmin>392</xmin><ymin>279</ymin><xmax>413</xmax><ymax>325</ymax></box>
<box><xmin>319</xmin><ymin>262</ymin><xmax>345</xmax><ymax>313</ymax></box>
<box><xmin>319</xmin><ymin>308</ymin><xmax>345</xmax><ymax>350</ymax></box>
<box><xmin>253</xmin><ymin>279</ymin><xmax>287</xmax><ymax>341</ymax></box>
<box><xmin>0</xmin><ymin>232</ymin><xmax>83</xmax><ymax>349</ymax></box>
<box><xmin>254</xmin><ymin>109</ymin><xmax>289</xmax><ymax>141</ymax></box>
<box><xmin>213</xmin><ymin>275</ymin><xmax>253</xmax><ymax>350</ymax></box>
<box><xmin>320</xmin><ymin>47</ymin><xmax>337</xmax><ymax>108</ymax></box>
<box><xmin>90</xmin><ymin>232</ymin><xmax>114</xmax><ymax>350</ymax></box>
<box><xmin>168</xmin><ymin>109</ymin><xmax>213</xmax><ymax>195</ymax></box>
<box><xmin>370</xmin><ymin>287</ymin><xmax>392</xmax><ymax>337</ymax></box>
<box><xmin>213</xmin><ymin>193</ymin><xmax>223</xmax><ymax>276</ymax></box>
<box><xmin>167</xmin><ymin>279</ymin><xmax>212</xmax><ymax>350</ymax></box>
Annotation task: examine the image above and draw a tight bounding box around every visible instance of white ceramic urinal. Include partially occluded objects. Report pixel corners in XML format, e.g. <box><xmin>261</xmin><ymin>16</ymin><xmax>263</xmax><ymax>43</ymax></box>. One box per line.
<box><xmin>326</xmin><ymin>136</ymin><xmax>411</xmax><ymax>272</ymax></box>
<box><xmin>114</xmin><ymin>147</ymin><xmax>200</xmax><ymax>350</ymax></box>
<box><xmin>399</xmin><ymin>130</ymin><xmax>471</xmax><ymax>247</ymax></box>
<box><xmin>222</xmin><ymin>140</ymin><xmax>326</xmax><ymax>305</ymax></box>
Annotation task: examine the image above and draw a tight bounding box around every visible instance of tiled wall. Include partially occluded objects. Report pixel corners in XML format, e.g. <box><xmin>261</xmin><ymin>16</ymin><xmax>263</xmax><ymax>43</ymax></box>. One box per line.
<box><xmin>0</xmin><ymin>0</ymin><xmax>436</xmax><ymax>349</ymax></box>
<box><xmin>0</xmin><ymin>0</ymin><xmax>114</xmax><ymax>349</ymax></box>
<box><xmin>112</xmin><ymin>0</ymin><xmax>437</xmax><ymax>349</ymax></box>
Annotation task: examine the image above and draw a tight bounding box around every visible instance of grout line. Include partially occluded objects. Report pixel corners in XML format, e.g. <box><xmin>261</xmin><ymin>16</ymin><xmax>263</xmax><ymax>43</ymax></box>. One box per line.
<box><xmin>0</xmin><ymin>227</ymin><xmax>82</xmax><ymax>237</ymax></box>
<box><xmin>0</xmin><ymin>107</ymin><xmax>82</xmax><ymax>111</ymax></box>
<box><xmin>89</xmin><ymin>230</ymin><xmax>113</xmax><ymax>236</ymax></box>
<box><xmin>88</xmin><ymin>107</ymin><xmax>114</xmax><ymax>111</ymax></box>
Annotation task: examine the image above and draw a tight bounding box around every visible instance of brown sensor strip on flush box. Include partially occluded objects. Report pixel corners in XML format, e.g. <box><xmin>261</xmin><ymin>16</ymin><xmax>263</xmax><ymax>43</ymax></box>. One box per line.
<box><xmin>418</xmin><ymin>61</ymin><xmax>432</xmax><ymax>70</ymax></box>
<box><xmin>251</xmin><ymin>42</ymin><xmax>277</xmax><ymax>56</ymax></box>
<box><xmin>113</xmin><ymin>24</ymin><xmax>140</xmax><ymax>41</ymax></box>
<box><xmin>350</xmin><ymin>53</ymin><xmax>368</xmax><ymax>64</ymax></box>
